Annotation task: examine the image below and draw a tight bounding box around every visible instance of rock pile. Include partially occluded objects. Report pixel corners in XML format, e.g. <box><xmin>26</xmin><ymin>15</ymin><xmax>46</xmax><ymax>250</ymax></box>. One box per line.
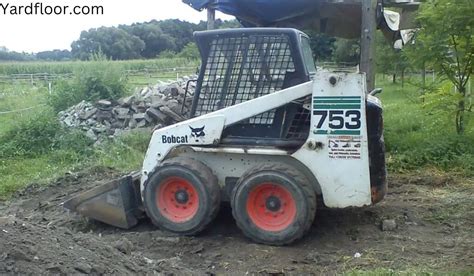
<box><xmin>58</xmin><ymin>77</ymin><xmax>196</xmax><ymax>141</ymax></box>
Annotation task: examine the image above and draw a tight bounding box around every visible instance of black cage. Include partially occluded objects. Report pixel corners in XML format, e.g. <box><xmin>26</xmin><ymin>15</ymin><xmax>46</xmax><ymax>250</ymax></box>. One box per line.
<box><xmin>191</xmin><ymin>28</ymin><xmax>313</xmax><ymax>147</ymax></box>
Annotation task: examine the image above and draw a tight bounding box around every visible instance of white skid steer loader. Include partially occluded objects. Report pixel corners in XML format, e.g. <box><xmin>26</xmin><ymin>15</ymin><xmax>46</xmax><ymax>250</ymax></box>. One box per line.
<box><xmin>64</xmin><ymin>28</ymin><xmax>387</xmax><ymax>245</ymax></box>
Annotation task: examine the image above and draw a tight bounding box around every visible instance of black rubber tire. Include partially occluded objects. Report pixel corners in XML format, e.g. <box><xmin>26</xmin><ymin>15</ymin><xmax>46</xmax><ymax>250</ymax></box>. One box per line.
<box><xmin>231</xmin><ymin>163</ymin><xmax>316</xmax><ymax>245</ymax></box>
<box><xmin>143</xmin><ymin>157</ymin><xmax>220</xmax><ymax>235</ymax></box>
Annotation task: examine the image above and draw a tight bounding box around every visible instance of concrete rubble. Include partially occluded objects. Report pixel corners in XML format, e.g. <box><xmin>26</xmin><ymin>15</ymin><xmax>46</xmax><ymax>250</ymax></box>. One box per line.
<box><xmin>58</xmin><ymin>76</ymin><xmax>197</xmax><ymax>141</ymax></box>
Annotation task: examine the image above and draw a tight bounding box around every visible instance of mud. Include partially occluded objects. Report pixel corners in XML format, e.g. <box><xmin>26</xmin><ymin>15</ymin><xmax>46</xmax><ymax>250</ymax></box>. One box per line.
<box><xmin>1</xmin><ymin>167</ymin><xmax>473</xmax><ymax>274</ymax></box>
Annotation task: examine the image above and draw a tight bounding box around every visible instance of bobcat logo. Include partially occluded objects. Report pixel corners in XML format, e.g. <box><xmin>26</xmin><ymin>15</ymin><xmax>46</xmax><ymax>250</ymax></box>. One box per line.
<box><xmin>189</xmin><ymin>126</ymin><xmax>205</xmax><ymax>138</ymax></box>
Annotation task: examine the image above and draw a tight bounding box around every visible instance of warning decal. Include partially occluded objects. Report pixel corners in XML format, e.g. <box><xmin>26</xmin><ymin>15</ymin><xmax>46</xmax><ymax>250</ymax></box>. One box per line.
<box><xmin>328</xmin><ymin>135</ymin><xmax>361</xmax><ymax>160</ymax></box>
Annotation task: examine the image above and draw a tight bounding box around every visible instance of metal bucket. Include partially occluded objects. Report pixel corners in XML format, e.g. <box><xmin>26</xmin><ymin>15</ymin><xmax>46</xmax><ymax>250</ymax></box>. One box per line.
<box><xmin>63</xmin><ymin>172</ymin><xmax>144</xmax><ymax>229</ymax></box>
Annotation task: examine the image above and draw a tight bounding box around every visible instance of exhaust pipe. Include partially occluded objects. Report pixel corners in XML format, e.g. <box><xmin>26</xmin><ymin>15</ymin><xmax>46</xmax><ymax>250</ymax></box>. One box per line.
<box><xmin>63</xmin><ymin>172</ymin><xmax>144</xmax><ymax>229</ymax></box>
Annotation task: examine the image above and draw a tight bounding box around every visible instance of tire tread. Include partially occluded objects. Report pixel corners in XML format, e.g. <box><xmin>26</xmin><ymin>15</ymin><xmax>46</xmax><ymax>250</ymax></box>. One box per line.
<box><xmin>231</xmin><ymin>163</ymin><xmax>316</xmax><ymax>245</ymax></box>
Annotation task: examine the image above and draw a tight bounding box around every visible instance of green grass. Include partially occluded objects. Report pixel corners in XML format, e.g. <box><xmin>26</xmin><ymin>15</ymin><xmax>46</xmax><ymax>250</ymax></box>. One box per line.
<box><xmin>0</xmin><ymin>58</ymin><xmax>193</xmax><ymax>199</ymax></box>
<box><xmin>0</xmin><ymin>58</ymin><xmax>198</xmax><ymax>75</ymax></box>
<box><xmin>0</xmin><ymin>82</ymin><xmax>48</xmax><ymax>136</ymax></box>
<box><xmin>0</xmin><ymin>152</ymin><xmax>85</xmax><ymax>196</ymax></box>
<box><xmin>0</xmin><ymin>128</ymin><xmax>150</xmax><ymax>200</ymax></box>
<box><xmin>94</xmin><ymin>129</ymin><xmax>150</xmax><ymax>171</ymax></box>
<box><xmin>377</xmin><ymin>76</ymin><xmax>474</xmax><ymax>175</ymax></box>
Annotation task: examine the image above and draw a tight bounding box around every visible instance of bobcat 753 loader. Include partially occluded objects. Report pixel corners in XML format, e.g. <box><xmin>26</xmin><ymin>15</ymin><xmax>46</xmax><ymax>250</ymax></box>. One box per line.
<box><xmin>64</xmin><ymin>28</ymin><xmax>387</xmax><ymax>245</ymax></box>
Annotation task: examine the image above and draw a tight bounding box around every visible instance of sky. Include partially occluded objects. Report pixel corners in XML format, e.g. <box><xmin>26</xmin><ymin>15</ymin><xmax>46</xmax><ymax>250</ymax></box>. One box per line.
<box><xmin>0</xmin><ymin>0</ymin><xmax>233</xmax><ymax>53</ymax></box>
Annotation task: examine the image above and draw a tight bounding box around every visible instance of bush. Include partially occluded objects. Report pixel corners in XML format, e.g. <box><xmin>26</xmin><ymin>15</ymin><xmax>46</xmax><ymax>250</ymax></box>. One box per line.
<box><xmin>0</xmin><ymin>110</ymin><xmax>94</xmax><ymax>158</ymax></box>
<box><xmin>94</xmin><ymin>129</ymin><xmax>150</xmax><ymax>171</ymax></box>
<box><xmin>381</xmin><ymin>79</ymin><xmax>474</xmax><ymax>175</ymax></box>
<box><xmin>0</xmin><ymin>111</ymin><xmax>61</xmax><ymax>157</ymax></box>
<box><xmin>48</xmin><ymin>57</ymin><xmax>128</xmax><ymax>112</ymax></box>
<box><xmin>158</xmin><ymin>50</ymin><xmax>177</xmax><ymax>59</ymax></box>
<box><xmin>177</xmin><ymin>43</ymin><xmax>200</xmax><ymax>60</ymax></box>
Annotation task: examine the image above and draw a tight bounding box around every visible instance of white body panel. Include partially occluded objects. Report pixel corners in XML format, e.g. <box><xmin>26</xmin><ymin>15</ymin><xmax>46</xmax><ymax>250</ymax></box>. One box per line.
<box><xmin>293</xmin><ymin>72</ymin><xmax>371</xmax><ymax>207</ymax></box>
<box><xmin>140</xmin><ymin>71</ymin><xmax>372</xmax><ymax>208</ymax></box>
<box><xmin>172</xmin><ymin>147</ymin><xmax>320</xmax><ymax>198</ymax></box>
<box><xmin>141</xmin><ymin>82</ymin><xmax>313</xmax><ymax>191</ymax></box>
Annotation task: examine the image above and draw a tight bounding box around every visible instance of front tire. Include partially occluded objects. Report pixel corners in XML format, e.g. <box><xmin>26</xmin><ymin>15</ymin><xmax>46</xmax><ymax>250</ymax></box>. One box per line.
<box><xmin>231</xmin><ymin>163</ymin><xmax>316</xmax><ymax>245</ymax></box>
<box><xmin>143</xmin><ymin>157</ymin><xmax>220</xmax><ymax>235</ymax></box>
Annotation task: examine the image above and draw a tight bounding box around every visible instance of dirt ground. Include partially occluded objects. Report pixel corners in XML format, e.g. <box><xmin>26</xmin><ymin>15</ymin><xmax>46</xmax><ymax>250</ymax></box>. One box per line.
<box><xmin>1</xmin><ymin>167</ymin><xmax>473</xmax><ymax>275</ymax></box>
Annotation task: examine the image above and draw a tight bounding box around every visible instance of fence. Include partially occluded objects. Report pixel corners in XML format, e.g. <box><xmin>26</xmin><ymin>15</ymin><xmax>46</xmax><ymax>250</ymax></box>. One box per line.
<box><xmin>0</xmin><ymin>66</ymin><xmax>197</xmax><ymax>86</ymax></box>
<box><xmin>0</xmin><ymin>66</ymin><xmax>198</xmax><ymax>116</ymax></box>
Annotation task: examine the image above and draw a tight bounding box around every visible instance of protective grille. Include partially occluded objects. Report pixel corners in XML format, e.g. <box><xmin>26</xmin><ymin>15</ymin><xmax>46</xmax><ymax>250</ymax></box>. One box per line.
<box><xmin>195</xmin><ymin>34</ymin><xmax>295</xmax><ymax>124</ymax></box>
<box><xmin>285</xmin><ymin>102</ymin><xmax>311</xmax><ymax>140</ymax></box>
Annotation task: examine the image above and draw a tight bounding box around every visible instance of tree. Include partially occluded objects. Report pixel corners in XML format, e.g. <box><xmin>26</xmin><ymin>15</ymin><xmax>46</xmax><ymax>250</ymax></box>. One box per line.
<box><xmin>71</xmin><ymin>27</ymin><xmax>145</xmax><ymax>60</ymax></box>
<box><xmin>69</xmin><ymin>19</ymin><xmax>239</xmax><ymax>60</ymax></box>
<box><xmin>177</xmin><ymin>42</ymin><xmax>199</xmax><ymax>59</ymax></box>
<box><xmin>120</xmin><ymin>23</ymin><xmax>176</xmax><ymax>58</ymax></box>
<box><xmin>304</xmin><ymin>30</ymin><xmax>336</xmax><ymax>61</ymax></box>
<box><xmin>158</xmin><ymin>19</ymin><xmax>202</xmax><ymax>52</ymax></box>
<box><xmin>36</xmin><ymin>49</ymin><xmax>71</xmax><ymax>61</ymax></box>
<box><xmin>0</xmin><ymin>49</ymin><xmax>35</xmax><ymax>61</ymax></box>
<box><xmin>333</xmin><ymin>38</ymin><xmax>360</xmax><ymax>64</ymax></box>
<box><xmin>414</xmin><ymin>0</ymin><xmax>473</xmax><ymax>134</ymax></box>
<box><xmin>376</xmin><ymin>32</ymin><xmax>409</xmax><ymax>85</ymax></box>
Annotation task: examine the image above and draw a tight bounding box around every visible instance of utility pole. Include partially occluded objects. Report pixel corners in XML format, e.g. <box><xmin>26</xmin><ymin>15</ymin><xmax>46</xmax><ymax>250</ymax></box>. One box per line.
<box><xmin>359</xmin><ymin>0</ymin><xmax>377</xmax><ymax>92</ymax></box>
<box><xmin>207</xmin><ymin>7</ymin><xmax>215</xmax><ymax>30</ymax></box>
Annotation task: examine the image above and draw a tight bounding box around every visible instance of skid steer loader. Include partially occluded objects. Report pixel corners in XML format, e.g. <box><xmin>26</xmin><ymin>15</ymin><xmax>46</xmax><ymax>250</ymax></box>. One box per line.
<box><xmin>64</xmin><ymin>28</ymin><xmax>387</xmax><ymax>245</ymax></box>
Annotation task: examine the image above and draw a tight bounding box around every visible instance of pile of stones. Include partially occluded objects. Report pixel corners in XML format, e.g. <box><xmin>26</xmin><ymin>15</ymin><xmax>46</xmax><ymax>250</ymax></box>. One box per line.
<box><xmin>58</xmin><ymin>77</ymin><xmax>197</xmax><ymax>141</ymax></box>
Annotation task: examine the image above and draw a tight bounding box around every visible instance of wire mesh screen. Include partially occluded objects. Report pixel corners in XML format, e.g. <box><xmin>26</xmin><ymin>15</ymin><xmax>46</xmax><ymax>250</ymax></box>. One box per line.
<box><xmin>194</xmin><ymin>34</ymin><xmax>295</xmax><ymax>124</ymax></box>
<box><xmin>285</xmin><ymin>103</ymin><xmax>311</xmax><ymax>140</ymax></box>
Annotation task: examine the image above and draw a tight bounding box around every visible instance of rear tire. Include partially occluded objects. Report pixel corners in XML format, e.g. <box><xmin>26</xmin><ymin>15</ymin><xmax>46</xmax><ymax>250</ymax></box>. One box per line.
<box><xmin>143</xmin><ymin>157</ymin><xmax>220</xmax><ymax>235</ymax></box>
<box><xmin>231</xmin><ymin>163</ymin><xmax>316</xmax><ymax>245</ymax></box>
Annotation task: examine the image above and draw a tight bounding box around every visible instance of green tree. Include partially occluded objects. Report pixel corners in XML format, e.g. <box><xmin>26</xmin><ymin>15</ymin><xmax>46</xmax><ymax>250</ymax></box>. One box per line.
<box><xmin>376</xmin><ymin>32</ymin><xmax>409</xmax><ymax>85</ymax></box>
<box><xmin>177</xmin><ymin>42</ymin><xmax>199</xmax><ymax>59</ymax></box>
<box><xmin>120</xmin><ymin>23</ymin><xmax>176</xmax><ymax>58</ymax></box>
<box><xmin>36</xmin><ymin>49</ymin><xmax>71</xmax><ymax>61</ymax></box>
<box><xmin>158</xmin><ymin>19</ymin><xmax>202</xmax><ymax>52</ymax></box>
<box><xmin>304</xmin><ymin>30</ymin><xmax>336</xmax><ymax>61</ymax></box>
<box><xmin>0</xmin><ymin>48</ymin><xmax>35</xmax><ymax>61</ymax></box>
<box><xmin>333</xmin><ymin>38</ymin><xmax>360</xmax><ymax>64</ymax></box>
<box><xmin>414</xmin><ymin>0</ymin><xmax>473</xmax><ymax>134</ymax></box>
<box><xmin>71</xmin><ymin>27</ymin><xmax>145</xmax><ymax>60</ymax></box>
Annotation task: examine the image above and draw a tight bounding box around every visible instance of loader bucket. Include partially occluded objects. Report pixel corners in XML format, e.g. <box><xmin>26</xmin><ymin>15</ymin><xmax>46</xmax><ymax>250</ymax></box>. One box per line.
<box><xmin>63</xmin><ymin>172</ymin><xmax>144</xmax><ymax>229</ymax></box>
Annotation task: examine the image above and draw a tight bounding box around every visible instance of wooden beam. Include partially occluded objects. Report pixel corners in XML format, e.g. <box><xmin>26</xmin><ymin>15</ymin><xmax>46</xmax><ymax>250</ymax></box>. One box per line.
<box><xmin>207</xmin><ymin>8</ymin><xmax>215</xmax><ymax>30</ymax></box>
<box><xmin>359</xmin><ymin>0</ymin><xmax>377</xmax><ymax>92</ymax></box>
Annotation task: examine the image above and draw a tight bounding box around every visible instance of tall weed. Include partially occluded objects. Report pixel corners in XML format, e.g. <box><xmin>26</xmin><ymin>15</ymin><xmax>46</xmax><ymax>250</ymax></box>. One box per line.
<box><xmin>48</xmin><ymin>58</ymin><xmax>128</xmax><ymax>112</ymax></box>
<box><xmin>0</xmin><ymin>110</ymin><xmax>93</xmax><ymax>158</ymax></box>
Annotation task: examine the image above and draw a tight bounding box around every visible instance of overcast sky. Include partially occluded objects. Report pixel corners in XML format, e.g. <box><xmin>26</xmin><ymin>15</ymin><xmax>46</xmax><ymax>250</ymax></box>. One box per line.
<box><xmin>0</xmin><ymin>0</ymin><xmax>233</xmax><ymax>53</ymax></box>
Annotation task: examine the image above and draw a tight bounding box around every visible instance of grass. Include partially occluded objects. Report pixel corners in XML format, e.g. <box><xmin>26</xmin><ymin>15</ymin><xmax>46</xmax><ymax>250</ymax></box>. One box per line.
<box><xmin>0</xmin><ymin>58</ymin><xmax>198</xmax><ymax>75</ymax></box>
<box><xmin>0</xmin><ymin>82</ymin><xmax>48</xmax><ymax>134</ymax></box>
<box><xmin>377</xmin><ymin>76</ymin><xmax>474</xmax><ymax>175</ymax></box>
<box><xmin>0</xmin><ymin>152</ymin><xmax>84</xmax><ymax>196</ymax></box>
<box><xmin>0</xmin><ymin>58</ymin><xmax>193</xmax><ymax>200</ymax></box>
<box><xmin>0</xmin><ymin>131</ymin><xmax>150</xmax><ymax>198</ymax></box>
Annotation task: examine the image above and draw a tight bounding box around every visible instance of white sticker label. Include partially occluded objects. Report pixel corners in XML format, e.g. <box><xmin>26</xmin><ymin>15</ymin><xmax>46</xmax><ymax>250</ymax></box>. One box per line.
<box><xmin>328</xmin><ymin>135</ymin><xmax>361</xmax><ymax>160</ymax></box>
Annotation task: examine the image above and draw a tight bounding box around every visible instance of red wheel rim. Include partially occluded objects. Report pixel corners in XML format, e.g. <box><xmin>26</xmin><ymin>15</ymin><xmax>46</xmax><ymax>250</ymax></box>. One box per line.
<box><xmin>156</xmin><ymin>177</ymin><xmax>199</xmax><ymax>223</ymax></box>
<box><xmin>246</xmin><ymin>183</ymin><xmax>297</xmax><ymax>232</ymax></box>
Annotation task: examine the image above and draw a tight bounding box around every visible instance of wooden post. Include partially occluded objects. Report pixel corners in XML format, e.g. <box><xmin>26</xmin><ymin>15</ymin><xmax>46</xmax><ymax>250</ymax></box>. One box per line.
<box><xmin>360</xmin><ymin>0</ymin><xmax>377</xmax><ymax>92</ymax></box>
<box><xmin>207</xmin><ymin>8</ymin><xmax>215</xmax><ymax>30</ymax></box>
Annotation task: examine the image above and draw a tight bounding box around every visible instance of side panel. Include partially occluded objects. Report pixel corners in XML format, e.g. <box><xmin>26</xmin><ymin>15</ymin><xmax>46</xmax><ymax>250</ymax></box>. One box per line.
<box><xmin>172</xmin><ymin>147</ymin><xmax>321</xmax><ymax>201</ymax></box>
<box><xmin>141</xmin><ymin>115</ymin><xmax>226</xmax><ymax>194</ymax></box>
<box><xmin>141</xmin><ymin>82</ymin><xmax>313</xmax><ymax>194</ymax></box>
<box><xmin>292</xmin><ymin>71</ymin><xmax>372</xmax><ymax>207</ymax></box>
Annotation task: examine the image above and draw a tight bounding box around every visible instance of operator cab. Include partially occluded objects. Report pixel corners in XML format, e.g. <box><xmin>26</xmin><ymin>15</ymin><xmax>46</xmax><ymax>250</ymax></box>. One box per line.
<box><xmin>191</xmin><ymin>28</ymin><xmax>315</xmax><ymax>149</ymax></box>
